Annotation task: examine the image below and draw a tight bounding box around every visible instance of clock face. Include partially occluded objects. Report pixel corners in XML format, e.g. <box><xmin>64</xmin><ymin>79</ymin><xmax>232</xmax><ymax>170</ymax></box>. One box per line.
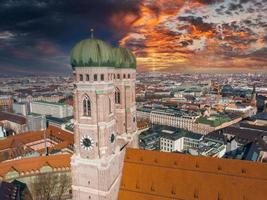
<box><xmin>80</xmin><ymin>136</ymin><xmax>94</xmax><ymax>151</ymax></box>
<box><xmin>83</xmin><ymin>138</ymin><xmax>91</xmax><ymax>147</ymax></box>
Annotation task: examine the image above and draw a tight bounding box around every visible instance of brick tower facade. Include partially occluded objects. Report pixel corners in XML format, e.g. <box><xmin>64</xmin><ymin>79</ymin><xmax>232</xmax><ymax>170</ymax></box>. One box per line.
<box><xmin>70</xmin><ymin>38</ymin><xmax>138</xmax><ymax>200</ymax></box>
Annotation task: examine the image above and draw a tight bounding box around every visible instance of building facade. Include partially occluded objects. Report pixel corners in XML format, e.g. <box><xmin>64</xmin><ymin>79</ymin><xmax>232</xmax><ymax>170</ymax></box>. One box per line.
<box><xmin>137</xmin><ymin>107</ymin><xmax>200</xmax><ymax>131</ymax></box>
<box><xmin>30</xmin><ymin>101</ymin><xmax>73</xmax><ymax>118</ymax></box>
<box><xmin>160</xmin><ymin>129</ymin><xmax>202</xmax><ymax>152</ymax></box>
<box><xmin>27</xmin><ymin>113</ymin><xmax>46</xmax><ymax>131</ymax></box>
<box><xmin>0</xmin><ymin>96</ymin><xmax>13</xmax><ymax>112</ymax></box>
<box><xmin>0</xmin><ymin>111</ymin><xmax>28</xmax><ymax>134</ymax></box>
<box><xmin>13</xmin><ymin>102</ymin><xmax>29</xmax><ymax>116</ymax></box>
<box><xmin>70</xmin><ymin>37</ymin><xmax>138</xmax><ymax>200</ymax></box>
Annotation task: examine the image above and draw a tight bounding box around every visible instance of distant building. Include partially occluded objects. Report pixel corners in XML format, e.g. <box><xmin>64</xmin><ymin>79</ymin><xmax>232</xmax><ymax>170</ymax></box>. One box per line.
<box><xmin>160</xmin><ymin>128</ymin><xmax>202</xmax><ymax>152</ymax></box>
<box><xmin>13</xmin><ymin>102</ymin><xmax>29</xmax><ymax>116</ymax></box>
<box><xmin>46</xmin><ymin>115</ymin><xmax>72</xmax><ymax>130</ymax></box>
<box><xmin>210</xmin><ymin>123</ymin><xmax>267</xmax><ymax>161</ymax></box>
<box><xmin>196</xmin><ymin>136</ymin><xmax>226</xmax><ymax>158</ymax></box>
<box><xmin>139</xmin><ymin>125</ymin><xmax>203</xmax><ymax>152</ymax></box>
<box><xmin>192</xmin><ymin>112</ymin><xmax>242</xmax><ymax>135</ymax></box>
<box><xmin>0</xmin><ymin>96</ymin><xmax>13</xmax><ymax>112</ymax></box>
<box><xmin>0</xmin><ymin>112</ymin><xmax>27</xmax><ymax>134</ymax></box>
<box><xmin>257</xmin><ymin>95</ymin><xmax>267</xmax><ymax>112</ymax></box>
<box><xmin>173</xmin><ymin>86</ymin><xmax>203</xmax><ymax>98</ymax></box>
<box><xmin>136</xmin><ymin>107</ymin><xmax>151</xmax><ymax>119</ymax></box>
<box><xmin>27</xmin><ymin>113</ymin><xmax>46</xmax><ymax>131</ymax></box>
<box><xmin>150</xmin><ymin>108</ymin><xmax>199</xmax><ymax>130</ymax></box>
<box><xmin>225</xmin><ymin>103</ymin><xmax>256</xmax><ymax>118</ymax></box>
<box><xmin>250</xmin><ymin>112</ymin><xmax>267</xmax><ymax>126</ymax></box>
<box><xmin>138</xmin><ymin>105</ymin><xmax>242</xmax><ymax>135</ymax></box>
<box><xmin>139</xmin><ymin>129</ymin><xmax>161</xmax><ymax>150</ymax></box>
<box><xmin>17</xmin><ymin>95</ymin><xmax>64</xmax><ymax>104</ymax></box>
<box><xmin>30</xmin><ymin>101</ymin><xmax>73</xmax><ymax>118</ymax></box>
<box><xmin>224</xmin><ymin>141</ymin><xmax>260</xmax><ymax>161</ymax></box>
<box><xmin>0</xmin><ymin>180</ymin><xmax>33</xmax><ymax>200</ymax></box>
<box><xmin>137</xmin><ymin>106</ymin><xmax>201</xmax><ymax>132</ymax></box>
<box><xmin>0</xmin><ymin>123</ymin><xmax>7</xmax><ymax>139</ymax></box>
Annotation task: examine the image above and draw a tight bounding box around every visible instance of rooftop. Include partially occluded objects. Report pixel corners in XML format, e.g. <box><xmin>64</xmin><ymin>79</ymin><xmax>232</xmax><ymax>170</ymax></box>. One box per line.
<box><xmin>252</xmin><ymin>112</ymin><xmax>267</xmax><ymax>121</ymax></box>
<box><xmin>0</xmin><ymin>112</ymin><xmax>26</xmax><ymax>125</ymax></box>
<box><xmin>119</xmin><ymin>148</ymin><xmax>267</xmax><ymax>200</ymax></box>
<box><xmin>0</xmin><ymin>154</ymin><xmax>71</xmax><ymax>178</ymax></box>
<box><xmin>196</xmin><ymin>113</ymin><xmax>232</xmax><ymax>127</ymax></box>
<box><xmin>33</xmin><ymin>100</ymin><xmax>67</xmax><ymax>106</ymax></box>
<box><xmin>0</xmin><ymin>125</ymin><xmax>74</xmax><ymax>162</ymax></box>
<box><xmin>138</xmin><ymin>105</ymin><xmax>201</xmax><ymax>118</ymax></box>
<box><xmin>161</xmin><ymin>128</ymin><xmax>202</xmax><ymax>141</ymax></box>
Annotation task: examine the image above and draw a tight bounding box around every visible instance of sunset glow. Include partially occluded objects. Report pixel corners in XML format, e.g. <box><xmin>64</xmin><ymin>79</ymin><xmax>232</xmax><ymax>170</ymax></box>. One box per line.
<box><xmin>118</xmin><ymin>0</ymin><xmax>267</xmax><ymax>72</ymax></box>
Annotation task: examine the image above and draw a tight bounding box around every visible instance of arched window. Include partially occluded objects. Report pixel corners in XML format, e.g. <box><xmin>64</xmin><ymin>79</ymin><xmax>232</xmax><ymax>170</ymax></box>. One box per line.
<box><xmin>83</xmin><ymin>96</ymin><xmax>91</xmax><ymax>117</ymax></box>
<box><xmin>94</xmin><ymin>74</ymin><xmax>98</xmax><ymax>81</ymax></box>
<box><xmin>101</xmin><ymin>74</ymin><xmax>104</xmax><ymax>81</ymax></box>
<box><xmin>109</xmin><ymin>97</ymin><xmax>112</xmax><ymax>114</ymax></box>
<box><xmin>79</xmin><ymin>74</ymin><xmax>83</xmax><ymax>81</ymax></box>
<box><xmin>86</xmin><ymin>74</ymin><xmax>90</xmax><ymax>81</ymax></box>
<box><xmin>115</xmin><ymin>88</ymin><xmax>121</xmax><ymax>104</ymax></box>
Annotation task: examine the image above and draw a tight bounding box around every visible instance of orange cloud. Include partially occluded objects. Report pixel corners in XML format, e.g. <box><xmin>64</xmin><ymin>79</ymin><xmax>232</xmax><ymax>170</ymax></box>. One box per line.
<box><xmin>117</xmin><ymin>0</ymin><xmax>267</xmax><ymax>72</ymax></box>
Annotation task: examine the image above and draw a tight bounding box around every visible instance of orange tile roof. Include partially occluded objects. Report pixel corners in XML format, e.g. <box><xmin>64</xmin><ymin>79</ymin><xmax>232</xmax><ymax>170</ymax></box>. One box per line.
<box><xmin>119</xmin><ymin>148</ymin><xmax>267</xmax><ymax>200</ymax></box>
<box><xmin>0</xmin><ymin>125</ymin><xmax>73</xmax><ymax>151</ymax></box>
<box><xmin>0</xmin><ymin>154</ymin><xmax>71</xmax><ymax>178</ymax></box>
<box><xmin>0</xmin><ymin>126</ymin><xmax>73</xmax><ymax>162</ymax></box>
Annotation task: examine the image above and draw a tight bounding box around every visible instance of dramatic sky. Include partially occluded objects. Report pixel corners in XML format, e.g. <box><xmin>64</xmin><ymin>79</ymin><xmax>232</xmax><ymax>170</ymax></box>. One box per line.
<box><xmin>0</xmin><ymin>0</ymin><xmax>267</xmax><ymax>74</ymax></box>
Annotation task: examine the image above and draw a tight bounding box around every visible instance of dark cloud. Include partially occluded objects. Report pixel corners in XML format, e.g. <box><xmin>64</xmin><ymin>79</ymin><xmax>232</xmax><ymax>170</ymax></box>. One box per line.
<box><xmin>196</xmin><ymin>0</ymin><xmax>224</xmax><ymax>4</ymax></box>
<box><xmin>228</xmin><ymin>3</ymin><xmax>243</xmax><ymax>11</ymax></box>
<box><xmin>178</xmin><ymin>16</ymin><xmax>214</xmax><ymax>33</ymax></box>
<box><xmin>0</xmin><ymin>0</ymin><xmax>142</xmax><ymax>75</ymax></box>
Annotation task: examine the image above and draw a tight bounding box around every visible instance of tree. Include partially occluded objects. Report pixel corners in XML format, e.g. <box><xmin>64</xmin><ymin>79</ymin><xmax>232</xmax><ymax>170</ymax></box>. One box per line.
<box><xmin>31</xmin><ymin>172</ymin><xmax>71</xmax><ymax>200</ymax></box>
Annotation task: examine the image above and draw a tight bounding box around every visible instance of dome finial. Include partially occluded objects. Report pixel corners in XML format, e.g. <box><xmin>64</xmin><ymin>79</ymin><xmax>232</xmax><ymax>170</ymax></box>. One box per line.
<box><xmin>90</xmin><ymin>28</ymin><xmax>94</xmax><ymax>39</ymax></box>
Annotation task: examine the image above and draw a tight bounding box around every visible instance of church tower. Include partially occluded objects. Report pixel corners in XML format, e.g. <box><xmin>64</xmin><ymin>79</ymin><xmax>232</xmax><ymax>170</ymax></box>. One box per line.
<box><xmin>251</xmin><ymin>84</ymin><xmax>257</xmax><ymax>107</ymax></box>
<box><xmin>70</xmin><ymin>35</ymin><xmax>137</xmax><ymax>200</ymax></box>
<box><xmin>113</xmin><ymin>48</ymin><xmax>138</xmax><ymax>147</ymax></box>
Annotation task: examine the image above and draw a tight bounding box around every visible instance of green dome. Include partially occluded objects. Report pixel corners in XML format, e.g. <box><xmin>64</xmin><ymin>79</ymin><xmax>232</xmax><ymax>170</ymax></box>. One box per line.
<box><xmin>71</xmin><ymin>39</ymin><xmax>115</xmax><ymax>68</ymax></box>
<box><xmin>70</xmin><ymin>38</ymin><xmax>136</xmax><ymax>69</ymax></box>
<box><xmin>113</xmin><ymin>47</ymin><xmax>136</xmax><ymax>69</ymax></box>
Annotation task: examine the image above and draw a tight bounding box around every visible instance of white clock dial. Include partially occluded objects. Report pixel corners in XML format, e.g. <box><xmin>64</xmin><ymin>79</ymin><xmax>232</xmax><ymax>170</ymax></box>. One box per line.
<box><xmin>80</xmin><ymin>135</ymin><xmax>94</xmax><ymax>151</ymax></box>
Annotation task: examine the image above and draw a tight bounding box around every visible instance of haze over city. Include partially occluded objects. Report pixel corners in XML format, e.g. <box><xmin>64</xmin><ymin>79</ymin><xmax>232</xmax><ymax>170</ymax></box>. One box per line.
<box><xmin>0</xmin><ymin>0</ymin><xmax>267</xmax><ymax>75</ymax></box>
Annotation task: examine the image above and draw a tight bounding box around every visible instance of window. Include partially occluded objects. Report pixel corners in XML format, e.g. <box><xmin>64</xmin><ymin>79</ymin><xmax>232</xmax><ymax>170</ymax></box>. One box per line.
<box><xmin>117</xmin><ymin>74</ymin><xmax>120</xmax><ymax>79</ymax></box>
<box><xmin>115</xmin><ymin>87</ymin><xmax>121</xmax><ymax>104</ymax></box>
<box><xmin>109</xmin><ymin>98</ymin><xmax>112</xmax><ymax>114</ymax></box>
<box><xmin>79</xmin><ymin>74</ymin><xmax>83</xmax><ymax>81</ymax></box>
<box><xmin>101</xmin><ymin>74</ymin><xmax>104</xmax><ymax>81</ymax></box>
<box><xmin>123</xmin><ymin>74</ymin><xmax>126</xmax><ymax>79</ymax></box>
<box><xmin>128</xmin><ymin>74</ymin><xmax>131</xmax><ymax>79</ymax></box>
<box><xmin>94</xmin><ymin>74</ymin><xmax>98</xmax><ymax>81</ymax></box>
<box><xmin>83</xmin><ymin>96</ymin><xmax>91</xmax><ymax>117</ymax></box>
<box><xmin>86</xmin><ymin>74</ymin><xmax>90</xmax><ymax>81</ymax></box>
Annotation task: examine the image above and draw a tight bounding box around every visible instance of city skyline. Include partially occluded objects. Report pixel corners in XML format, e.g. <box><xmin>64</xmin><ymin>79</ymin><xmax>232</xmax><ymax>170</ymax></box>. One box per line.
<box><xmin>0</xmin><ymin>0</ymin><xmax>267</xmax><ymax>75</ymax></box>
